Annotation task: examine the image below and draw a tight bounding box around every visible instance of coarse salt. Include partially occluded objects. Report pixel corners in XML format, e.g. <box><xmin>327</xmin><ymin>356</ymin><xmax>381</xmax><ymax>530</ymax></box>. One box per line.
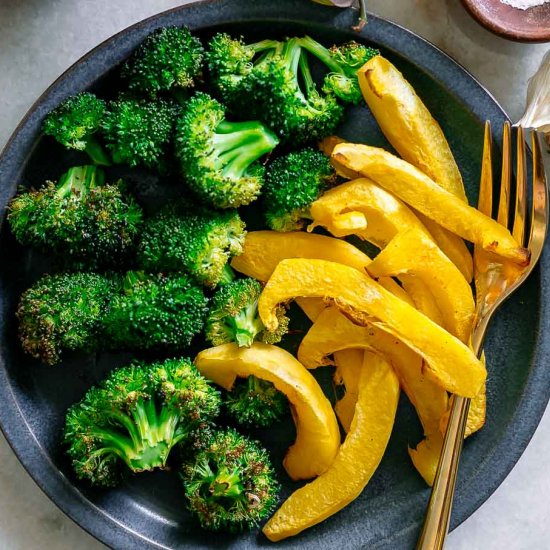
<box><xmin>501</xmin><ymin>0</ymin><xmax>549</xmax><ymax>10</ymax></box>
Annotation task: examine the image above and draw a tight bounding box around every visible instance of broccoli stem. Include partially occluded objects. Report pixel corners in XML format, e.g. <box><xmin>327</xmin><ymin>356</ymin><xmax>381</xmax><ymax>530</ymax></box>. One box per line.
<box><xmin>233</xmin><ymin>299</ymin><xmax>265</xmax><ymax>347</ymax></box>
<box><xmin>298</xmin><ymin>36</ymin><xmax>345</xmax><ymax>75</ymax></box>
<box><xmin>84</xmin><ymin>135</ymin><xmax>112</xmax><ymax>166</ymax></box>
<box><xmin>219</xmin><ymin>264</ymin><xmax>236</xmax><ymax>285</ymax></box>
<box><xmin>55</xmin><ymin>165</ymin><xmax>105</xmax><ymax>199</ymax></box>
<box><xmin>195</xmin><ymin>459</ymin><xmax>244</xmax><ymax>500</ymax></box>
<box><xmin>248</xmin><ymin>39</ymin><xmax>281</xmax><ymax>55</ymax></box>
<box><xmin>298</xmin><ymin>49</ymin><xmax>317</xmax><ymax>98</ymax></box>
<box><xmin>87</xmin><ymin>399</ymin><xmax>185</xmax><ymax>472</ymax></box>
<box><xmin>209</xmin><ymin>466</ymin><xmax>244</xmax><ymax>498</ymax></box>
<box><xmin>212</xmin><ymin>120</ymin><xmax>278</xmax><ymax>180</ymax></box>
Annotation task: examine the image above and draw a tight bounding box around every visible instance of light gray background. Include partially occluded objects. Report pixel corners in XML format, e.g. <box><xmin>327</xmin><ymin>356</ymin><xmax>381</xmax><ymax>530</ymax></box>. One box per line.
<box><xmin>0</xmin><ymin>0</ymin><xmax>548</xmax><ymax>548</ymax></box>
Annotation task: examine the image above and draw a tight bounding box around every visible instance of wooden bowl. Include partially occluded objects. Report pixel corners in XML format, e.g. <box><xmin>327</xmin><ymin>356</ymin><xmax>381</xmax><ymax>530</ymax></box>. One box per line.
<box><xmin>461</xmin><ymin>0</ymin><xmax>550</xmax><ymax>42</ymax></box>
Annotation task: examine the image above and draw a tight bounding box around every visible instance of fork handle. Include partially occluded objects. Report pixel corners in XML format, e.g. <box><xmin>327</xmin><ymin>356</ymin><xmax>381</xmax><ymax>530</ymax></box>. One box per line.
<box><xmin>416</xmin><ymin>333</ymin><xmax>485</xmax><ymax>550</ymax></box>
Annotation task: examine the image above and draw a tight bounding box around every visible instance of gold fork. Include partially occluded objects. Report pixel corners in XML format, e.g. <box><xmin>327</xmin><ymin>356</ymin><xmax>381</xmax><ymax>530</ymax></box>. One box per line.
<box><xmin>417</xmin><ymin>121</ymin><xmax>548</xmax><ymax>550</ymax></box>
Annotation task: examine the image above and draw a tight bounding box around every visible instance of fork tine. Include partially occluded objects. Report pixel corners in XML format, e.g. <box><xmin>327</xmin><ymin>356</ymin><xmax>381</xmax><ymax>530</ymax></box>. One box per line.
<box><xmin>512</xmin><ymin>127</ymin><xmax>527</xmax><ymax>246</ymax></box>
<box><xmin>498</xmin><ymin>121</ymin><xmax>512</xmax><ymax>227</ymax></box>
<box><xmin>528</xmin><ymin>131</ymin><xmax>549</xmax><ymax>263</ymax></box>
<box><xmin>478</xmin><ymin>121</ymin><xmax>493</xmax><ymax>215</ymax></box>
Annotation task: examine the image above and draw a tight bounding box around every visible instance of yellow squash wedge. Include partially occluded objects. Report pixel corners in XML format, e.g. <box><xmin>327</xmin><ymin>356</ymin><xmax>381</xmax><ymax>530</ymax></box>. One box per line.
<box><xmin>333</xmin><ymin>349</ymin><xmax>364</xmax><ymax>432</ymax></box>
<box><xmin>440</xmin><ymin>384</ymin><xmax>487</xmax><ymax>438</ymax></box>
<box><xmin>298</xmin><ymin>306</ymin><xmax>447</xmax><ymax>436</ymax></box>
<box><xmin>195</xmin><ymin>343</ymin><xmax>340</xmax><ymax>480</ymax></box>
<box><xmin>295</xmin><ymin>297</ymin><xmax>329</xmax><ymax>322</ymax></box>
<box><xmin>357</xmin><ymin>56</ymin><xmax>474</xmax><ymax>282</ymax></box>
<box><xmin>367</xmin><ymin>228</ymin><xmax>475</xmax><ymax>343</ymax></box>
<box><xmin>416</xmin><ymin>213</ymin><xmax>473</xmax><ymax>282</ymax></box>
<box><xmin>259</xmin><ymin>258</ymin><xmax>486</xmax><ymax>398</ymax></box>
<box><xmin>320</xmin><ymin>145</ymin><xmax>473</xmax><ymax>281</ymax></box>
<box><xmin>231</xmin><ymin>230</ymin><xmax>412</xmax><ymax>305</ymax></box>
<box><xmin>408</xmin><ymin>433</ymin><xmax>444</xmax><ymax>486</ymax></box>
<box><xmin>331</xmin><ymin>144</ymin><xmax>530</xmax><ymax>266</ymax></box>
<box><xmin>263</xmin><ymin>352</ymin><xmax>400</xmax><ymax>542</ymax></box>
<box><xmin>398</xmin><ymin>275</ymin><xmax>445</xmax><ymax>327</ymax></box>
<box><xmin>358</xmin><ymin>55</ymin><xmax>467</xmax><ymax>201</ymax></box>
<box><xmin>309</xmin><ymin>177</ymin><xmax>429</xmax><ymax>248</ymax></box>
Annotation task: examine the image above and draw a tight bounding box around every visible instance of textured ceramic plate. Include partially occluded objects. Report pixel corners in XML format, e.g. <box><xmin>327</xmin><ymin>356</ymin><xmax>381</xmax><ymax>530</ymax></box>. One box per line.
<box><xmin>0</xmin><ymin>1</ymin><xmax>549</xmax><ymax>548</ymax></box>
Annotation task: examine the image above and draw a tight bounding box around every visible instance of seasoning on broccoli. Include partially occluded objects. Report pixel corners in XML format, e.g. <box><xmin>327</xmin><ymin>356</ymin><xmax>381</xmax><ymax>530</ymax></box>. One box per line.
<box><xmin>103</xmin><ymin>271</ymin><xmax>208</xmax><ymax>351</ymax></box>
<box><xmin>226</xmin><ymin>376</ymin><xmax>287</xmax><ymax>428</ymax></box>
<box><xmin>42</xmin><ymin>92</ymin><xmax>111</xmax><ymax>166</ymax></box>
<box><xmin>175</xmin><ymin>92</ymin><xmax>279</xmax><ymax>208</ymax></box>
<box><xmin>299</xmin><ymin>37</ymin><xmax>379</xmax><ymax>104</ymax></box>
<box><xmin>181</xmin><ymin>428</ymin><xmax>279</xmax><ymax>532</ymax></box>
<box><xmin>16</xmin><ymin>272</ymin><xmax>116</xmax><ymax>365</ymax></box>
<box><xmin>137</xmin><ymin>201</ymin><xmax>246</xmax><ymax>287</ymax></box>
<box><xmin>205</xmin><ymin>278</ymin><xmax>288</xmax><ymax>347</ymax></box>
<box><xmin>263</xmin><ymin>148</ymin><xmax>336</xmax><ymax>231</ymax></box>
<box><xmin>101</xmin><ymin>96</ymin><xmax>178</xmax><ymax>171</ymax></box>
<box><xmin>205</xmin><ymin>278</ymin><xmax>288</xmax><ymax>427</ymax></box>
<box><xmin>64</xmin><ymin>358</ymin><xmax>221</xmax><ymax>487</ymax></box>
<box><xmin>8</xmin><ymin>165</ymin><xmax>143</xmax><ymax>269</ymax></box>
<box><xmin>122</xmin><ymin>26</ymin><xmax>204</xmax><ymax>96</ymax></box>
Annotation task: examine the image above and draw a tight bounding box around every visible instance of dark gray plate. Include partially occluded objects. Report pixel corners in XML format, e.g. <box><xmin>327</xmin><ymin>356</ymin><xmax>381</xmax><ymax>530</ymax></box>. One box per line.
<box><xmin>0</xmin><ymin>1</ymin><xmax>548</xmax><ymax>549</ymax></box>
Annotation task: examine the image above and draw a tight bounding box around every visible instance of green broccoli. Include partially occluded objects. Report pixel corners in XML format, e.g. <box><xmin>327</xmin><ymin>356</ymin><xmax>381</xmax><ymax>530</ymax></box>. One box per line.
<box><xmin>225</xmin><ymin>376</ymin><xmax>287</xmax><ymax>429</ymax></box>
<box><xmin>251</xmin><ymin>38</ymin><xmax>344</xmax><ymax>143</ymax></box>
<box><xmin>122</xmin><ymin>26</ymin><xmax>204</xmax><ymax>96</ymax></box>
<box><xmin>175</xmin><ymin>92</ymin><xmax>279</xmax><ymax>208</ymax></box>
<box><xmin>205</xmin><ymin>278</ymin><xmax>288</xmax><ymax>347</ymax></box>
<box><xmin>42</xmin><ymin>92</ymin><xmax>111</xmax><ymax>166</ymax></box>
<box><xmin>207</xmin><ymin>35</ymin><xmax>344</xmax><ymax>144</ymax></box>
<box><xmin>8</xmin><ymin>165</ymin><xmax>143</xmax><ymax>269</ymax></box>
<box><xmin>103</xmin><ymin>271</ymin><xmax>208</xmax><ymax>351</ymax></box>
<box><xmin>137</xmin><ymin>201</ymin><xmax>246</xmax><ymax>287</ymax></box>
<box><xmin>299</xmin><ymin>36</ymin><xmax>379</xmax><ymax>104</ymax></box>
<box><xmin>101</xmin><ymin>96</ymin><xmax>178</xmax><ymax>171</ymax></box>
<box><xmin>181</xmin><ymin>428</ymin><xmax>279</xmax><ymax>532</ymax></box>
<box><xmin>263</xmin><ymin>148</ymin><xmax>336</xmax><ymax>231</ymax></box>
<box><xmin>64</xmin><ymin>358</ymin><xmax>221</xmax><ymax>487</ymax></box>
<box><xmin>16</xmin><ymin>272</ymin><xmax>116</xmax><ymax>365</ymax></box>
<box><xmin>205</xmin><ymin>278</ymin><xmax>288</xmax><ymax>428</ymax></box>
<box><xmin>206</xmin><ymin>33</ymin><xmax>280</xmax><ymax>105</ymax></box>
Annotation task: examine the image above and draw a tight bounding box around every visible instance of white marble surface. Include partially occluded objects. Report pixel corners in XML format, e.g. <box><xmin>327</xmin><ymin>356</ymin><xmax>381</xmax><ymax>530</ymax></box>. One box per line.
<box><xmin>0</xmin><ymin>0</ymin><xmax>548</xmax><ymax>548</ymax></box>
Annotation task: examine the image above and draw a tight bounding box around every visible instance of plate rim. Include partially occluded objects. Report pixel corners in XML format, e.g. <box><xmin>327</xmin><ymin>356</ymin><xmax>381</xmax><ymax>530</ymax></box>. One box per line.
<box><xmin>0</xmin><ymin>1</ymin><xmax>549</xmax><ymax>548</ymax></box>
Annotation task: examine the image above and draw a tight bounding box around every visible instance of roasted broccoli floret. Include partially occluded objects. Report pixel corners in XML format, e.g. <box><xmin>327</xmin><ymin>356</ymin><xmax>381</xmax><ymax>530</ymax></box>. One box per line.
<box><xmin>175</xmin><ymin>92</ymin><xmax>279</xmax><ymax>208</ymax></box>
<box><xmin>205</xmin><ymin>278</ymin><xmax>288</xmax><ymax>427</ymax></box>
<box><xmin>103</xmin><ymin>271</ymin><xmax>208</xmax><ymax>351</ymax></box>
<box><xmin>206</xmin><ymin>33</ymin><xmax>280</xmax><ymax>105</ymax></box>
<box><xmin>263</xmin><ymin>148</ymin><xmax>336</xmax><ymax>231</ymax></box>
<box><xmin>299</xmin><ymin>36</ymin><xmax>379</xmax><ymax>104</ymax></box>
<box><xmin>16</xmin><ymin>272</ymin><xmax>116</xmax><ymax>365</ymax></box>
<box><xmin>122</xmin><ymin>26</ymin><xmax>204</xmax><ymax>96</ymax></box>
<box><xmin>101</xmin><ymin>96</ymin><xmax>178</xmax><ymax>171</ymax></box>
<box><xmin>64</xmin><ymin>358</ymin><xmax>221</xmax><ymax>487</ymax></box>
<box><xmin>181</xmin><ymin>428</ymin><xmax>279</xmax><ymax>532</ymax></box>
<box><xmin>138</xmin><ymin>201</ymin><xmax>246</xmax><ymax>287</ymax></box>
<box><xmin>42</xmin><ymin>92</ymin><xmax>111</xmax><ymax>166</ymax></box>
<box><xmin>225</xmin><ymin>376</ymin><xmax>287</xmax><ymax>429</ymax></box>
<box><xmin>207</xmin><ymin>35</ymin><xmax>344</xmax><ymax>144</ymax></box>
<box><xmin>8</xmin><ymin>165</ymin><xmax>143</xmax><ymax>269</ymax></box>
<box><xmin>205</xmin><ymin>278</ymin><xmax>288</xmax><ymax>347</ymax></box>
<box><xmin>250</xmin><ymin>38</ymin><xmax>344</xmax><ymax>143</ymax></box>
